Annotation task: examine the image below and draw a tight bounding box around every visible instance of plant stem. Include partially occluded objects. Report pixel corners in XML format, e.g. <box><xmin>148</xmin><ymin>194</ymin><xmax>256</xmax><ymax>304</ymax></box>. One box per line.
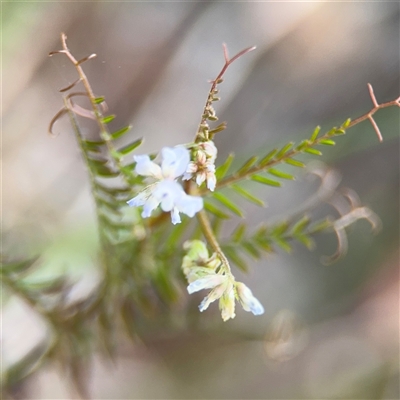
<box><xmin>206</xmin><ymin>93</ymin><xmax>400</xmax><ymax>194</ymax></box>
<box><xmin>57</xmin><ymin>33</ymin><xmax>133</xmax><ymax>185</ymax></box>
<box><xmin>196</xmin><ymin>210</ymin><xmax>232</xmax><ymax>274</ymax></box>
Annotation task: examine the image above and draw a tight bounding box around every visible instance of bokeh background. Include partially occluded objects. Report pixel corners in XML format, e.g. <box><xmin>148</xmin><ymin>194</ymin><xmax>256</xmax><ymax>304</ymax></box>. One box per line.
<box><xmin>2</xmin><ymin>1</ymin><xmax>399</xmax><ymax>399</ymax></box>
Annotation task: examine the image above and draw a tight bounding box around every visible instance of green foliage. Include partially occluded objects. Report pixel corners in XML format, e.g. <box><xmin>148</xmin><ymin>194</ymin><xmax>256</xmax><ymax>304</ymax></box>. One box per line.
<box><xmin>3</xmin><ymin>34</ymin><xmax>398</xmax><ymax>397</ymax></box>
<box><xmin>221</xmin><ymin>216</ymin><xmax>333</xmax><ymax>270</ymax></box>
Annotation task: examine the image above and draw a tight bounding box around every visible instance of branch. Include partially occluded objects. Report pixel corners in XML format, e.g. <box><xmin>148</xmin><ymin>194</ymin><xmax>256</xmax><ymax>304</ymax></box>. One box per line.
<box><xmin>348</xmin><ymin>83</ymin><xmax>400</xmax><ymax>142</ymax></box>
<box><xmin>209</xmin><ymin>87</ymin><xmax>400</xmax><ymax>193</ymax></box>
<box><xmin>49</xmin><ymin>33</ymin><xmax>134</xmax><ymax>186</ymax></box>
<box><xmin>194</xmin><ymin>44</ymin><xmax>256</xmax><ymax>143</ymax></box>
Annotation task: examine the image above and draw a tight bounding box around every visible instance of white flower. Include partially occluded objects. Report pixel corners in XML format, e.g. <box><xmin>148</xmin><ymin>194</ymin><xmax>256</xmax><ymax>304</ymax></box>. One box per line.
<box><xmin>127</xmin><ymin>146</ymin><xmax>203</xmax><ymax>224</ymax></box>
<box><xmin>187</xmin><ymin>274</ymin><xmax>236</xmax><ymax>321</ymax></box>
<box><xmin>183</xmin><ymin>141</ymin><xmax>217</xmax><ymax>192</ymax></box>
<box><xmin>219</xmin><ymin>281</ymin><xmax>236</xmax><ymax>321</ymax></box>
<box><xmin>187</xmin><ymin>273</ymin><xmax>227</xmax><ymax>294</ymax></box>
<box><xmin>182</xmin><ymin>240</ymin><xmax>264</xmax><ymax>321</ymax></box>
<box><xmin>236</xmin><ymin>282</ymin><xmax>265</xmax><ymax>316</ymax></box>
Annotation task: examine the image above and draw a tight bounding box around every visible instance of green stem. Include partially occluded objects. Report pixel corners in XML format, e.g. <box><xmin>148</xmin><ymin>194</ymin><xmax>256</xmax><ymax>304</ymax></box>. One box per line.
<box><xmin>197</xmin><ymin>209</ymin><xmax>232</xmax><ymax>274</ymax></box>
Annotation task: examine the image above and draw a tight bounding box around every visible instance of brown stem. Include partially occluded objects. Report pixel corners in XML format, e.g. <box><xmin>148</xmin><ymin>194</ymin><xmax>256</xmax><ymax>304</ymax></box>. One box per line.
<box><xmin>194</xmin><ymin>44</ymin><xmax>256</xmax><ymax>142</ymax></box>
<box><xmin>347</xmin><ymin>83</ymin><xmax>400</xmax><ymax>141</ymax></box>
<box><xmin>50</xmin><ymin>33</ymin><xmax>133</xmax><ymax>186</ymax></box>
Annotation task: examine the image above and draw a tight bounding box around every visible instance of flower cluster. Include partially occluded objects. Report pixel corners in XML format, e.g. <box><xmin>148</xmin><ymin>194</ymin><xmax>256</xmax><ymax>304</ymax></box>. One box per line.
<box><xmin>183</xmin><ymin>141</ymin><xmax>217</xmax><ymax>191</ymax></box>
<box><xmin>182</xmin><ymin>240</ymin><xmax>265</xmax><ymax>321</ymax></box>
<box><xmin>127</xmin><ymin>146</ymin><xmax>203</xmax><ymax>224</ymax></box>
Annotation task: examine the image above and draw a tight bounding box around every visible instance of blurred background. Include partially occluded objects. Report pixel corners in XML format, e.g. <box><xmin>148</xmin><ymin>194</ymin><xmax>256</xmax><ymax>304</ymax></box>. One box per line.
<box><xmin>2</xmin><ymin>1</ymin><xmax>399</xmax><ymax>399</ymax></box>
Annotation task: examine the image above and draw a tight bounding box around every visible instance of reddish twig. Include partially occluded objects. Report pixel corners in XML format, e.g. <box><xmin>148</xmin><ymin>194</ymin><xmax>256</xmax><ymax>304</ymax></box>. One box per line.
<box><xmin>194</xmin><ymin>44</ymin><xmax>256</xmax><ymax>142</ymax></box>
<box><xmin>348</xmin><ymin>83</ymin><xmax>400</xmax><ymax>142</ymax></box>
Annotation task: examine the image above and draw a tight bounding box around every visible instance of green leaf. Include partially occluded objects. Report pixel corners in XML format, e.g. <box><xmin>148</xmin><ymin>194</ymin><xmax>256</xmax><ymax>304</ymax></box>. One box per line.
<box><xmin>251</xmin><ymin>174</ymin><xmax>281</xmax><ymax>187</ymax></box>
<box><xmin>215</xmin><ymin>153</ymin><xmax>234</xmax><ymax>180</ymax></box>
<box><xmin>212</xmin><ymin>217</ymin><xmax>223</xmax><ymax>236</ymax></box>
<box><xmin>212</xmin><ymin>192</ymin><xmax>244</xmax><ymax>217</ymax></box>
<box><xmin>333</xmin><ymin>128</ymin><xmax>346</xmax><ymax>135</ymax></box>
<box><xmin>1</xmin><ymin>257</ymin><xmax>39</xmax><ymax>275</ymax></box>
<box><xmin>253</xmin><ymin>235</ymin><xmax>273</xmax><ymax>253</ymax></box>
<box><xmin>285</xmin><ymin>158</ymin><xmax>305</xmax><ymax>168</ymax></box>
<box><xmin>296</xmin><ymin>140</ymin><xmax>310</xmax><ymax>151</ymax></box>
<box><xmin>309</xmin><ymin>218</ymin><xmax>333</xmax><ymax>233</ymax></box>
<box><xmin>5</xmin><ymin>342</ymin><xmax>48</xmax><ymax>387</ymax></box>
<box><xmin>310</xmin><ymin>126</ymin><xmax>321</xmax><ymax>142</ymax></box>
<box><xmin>258</xmin><ymin>149</ymin><xmax>278</xmax><ymax>167</ymax></box>
<box><xmin>101</xmin><ymin>115</ymin><xmax>116</xmax><ymax>124</ymax></box>
<box><xmin>304</xmin><ymin>148</ymin><xmax>322</xmax><ymax>156</ymax></box>
<box><xmin>111</xmin><ymin>126</ymin><xmax>131</xmax><ymax>140</ymax></box>
<box><xmin>232</xmin><ymin>223</ymin><xmax>247</xmax><ymax>242</ymax></box>
<box><xmin>231</xmin><ymin>184</ymin><xmax>265</xmax><ymax>207</ymax></box>
<box><xmin>22</xmin><ymin>277</ymin><xmax>68</xmax><ymax>294</ymax></box>
<box><xmin>274</xmin><ymin>238</ymin><xmax>292</xmax><ymax>253</ymax></box>
<box><xmin>319</xmin><ymin>139</ymin><xmax>336</xmax><ymax>146</ymax></box>
<box><xmin>106</xmin><ymin>221</ymin><xmax>133</xmax><ymax>232</ymax></box>
<box><xmin>241</xmin><ymin>241</ymin><xmax>261</xmax><ymax>258</ymax></box>
<box><xmin>83</xmin><ymin>139</ymin><xmax>105</xmax><ymax>151</ymax></box>
<box><xmin>88</xmin><ymin>158</ymin><xmax>108</xmax><ymax>167</ymax></box>
<box><xmin>208</xmin><ymin>122</ymin><xmax>227</xmax><ymax>136</ymax></box>
<box><xmin>118</xmin><ymin>138</ymin><xmax>143</xmax><ymax>155</ymax></box>
<box><xmin>164</xmin><ymin>217</ymin><xmax>191</xmax><ymax>249</ymax></box>
<box><xmin>236</xmin><ymin>156</ymin><xmax>258</xmax><ymax>174</ymax></box>
<box><xmin>276</xmin><ymin>142</ymin><xmax>294</xmax><ymax>159</ymax></box>
<box><xmin>268</xmin><ymin>168</ymin><xmax>295</xmax><ymax>180</ymax></box>
<box><xmin>95</xmin><ymin>183</ymin><xmax>132</xmax><ymax>196</ymax></box>
<box><xmin>341</xmin><ymin>118</ymin><xmax>351</xmax><ymax>129</ymax></box>
<box><xmin>93</xmin><ymin>165</ymin><xmax>119</xmax><ymax>177</ymax></box>
<box><xmin>94</xmin><ymin>97</ymin><xmax>105</xmax><ymax>104</ymax></box>
<box><xmin>97</xmin><ymin>197</ymin><xmax>122</xmax><ymax>215</ymax></box>
<box><xmin>204</xmin><ymin>201</ymin><xmax>230</xmax><ymax>219</ymax></box>
<box><xmin>223</xmin><ymin>246</ymin><xmax>248</xmax><ymax>272</ymax></box>
<box><xmin>294</xmin><ymin>233</ymin><xmax>315</xmax><ymax>250</ymax></box>
<box><xmin>291</xmin><ymin>216</ymin><xmax>311</xmax><ymax>234</ymax></box>
<box><xmin>272</xmin><ymin>221</ymin><xmax>289</xmax><ymax>236</ymax></box>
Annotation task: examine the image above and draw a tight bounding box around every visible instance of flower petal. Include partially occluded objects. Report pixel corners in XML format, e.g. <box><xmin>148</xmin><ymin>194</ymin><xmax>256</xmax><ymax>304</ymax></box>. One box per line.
<box><xmin>134</xmin><ymin>155</ymin><xmax>162</xmax><ymax>179</ymax></box>
<box><xmin>152</xmin><ymin>180</ymin><xmax>184</xmax><ymax>212</ymax></box>
<box><xmin>161</xmin><ymin>146</ymin><xmax>190</xmax><ymax>179</ymax></box>
<box><xmin>170</xmin><ymin>207</ymin><xmax>181</xmax><ymax>225</ymax></box>
<box><xmin>141</xmin><ymin>196</ymin><xmax>160</xmax><ymax>218</ymax></box>
<box><xmin>199</xmin><ymin>282</ymin><xmax>228</xmax><ymax>312</ymax></box>
<box><xmin>176</xmin><ymin>194</ymin><xmax>203</xmax><ymax>218</ymax></box>
<box><xmin>219</xmin><ymin>282</ymin><xmax>236</xmax><ymax>321</ymax></box>
<box><xmin>206</xmin><ymin>174</ymin><xmax>216</xmax><ymax>192</ymax></box>
<box><xmin>187</xmin><ymin>274</ymin><xmax>226</xmax><ymax>294</ymax></box>
<box><xmin>127</xmin><ymin>192</ymin><xmax>147</xmax><ymax>207</ymax></box>
<box><xmin>236</xmin><ymin>282</ymin><xmax>265</xmax><ymax>316</ymax></box>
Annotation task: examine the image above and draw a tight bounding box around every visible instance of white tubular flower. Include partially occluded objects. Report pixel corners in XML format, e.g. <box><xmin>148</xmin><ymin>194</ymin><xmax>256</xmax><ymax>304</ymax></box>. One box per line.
<box><xmin>183</xmin><ymin>141</ymin><xmax>218</xmax><ymax>192</ymax></box>
<box><xmin>181</xmin><ymin>240</ymin><xmax>222</xmax><ymax>281</ymax></box>
<box><xmin>197</xmin><ymin>276</ymin><xmax>231</xmax><ymax>312</ymax></box>
<box><xmin>187</xmin><ymin>274</ymin><xmax>227</xmax><ymax>295</ymax></box>
<box><xmin>219</xmin><ymin>281</ymin><xmax>236</xmax><ymax>321</ymax></box>
<box><xmin>127</xmin><ymin>146</ymin><xmax>203</xmax><ymax>224</ymax></box>
<box><xmin>236</xmin><ymin>282</ymin><xmax>265</xmax><ymax>316</ymax></box>
<box><xmin>201</xmin><ymin>141</ymin><xmax>217</xmax><ymax>161</ymax></box>
<box><xmin>182</xmin><ymin>241</ymin><xmax>263</xmax><ymax>321</ymax></box>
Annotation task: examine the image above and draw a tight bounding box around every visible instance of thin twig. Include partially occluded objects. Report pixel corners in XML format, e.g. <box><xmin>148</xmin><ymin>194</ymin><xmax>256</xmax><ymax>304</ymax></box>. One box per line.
<box><xmin>194</xmin><ymin>44</ymin><xmax>256</xmax><ymax>142</ymax></box>
<box><xmin>348</xmin><ymin>83</ymin><xmax>400</xmax><ymax>142</ymax></box>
